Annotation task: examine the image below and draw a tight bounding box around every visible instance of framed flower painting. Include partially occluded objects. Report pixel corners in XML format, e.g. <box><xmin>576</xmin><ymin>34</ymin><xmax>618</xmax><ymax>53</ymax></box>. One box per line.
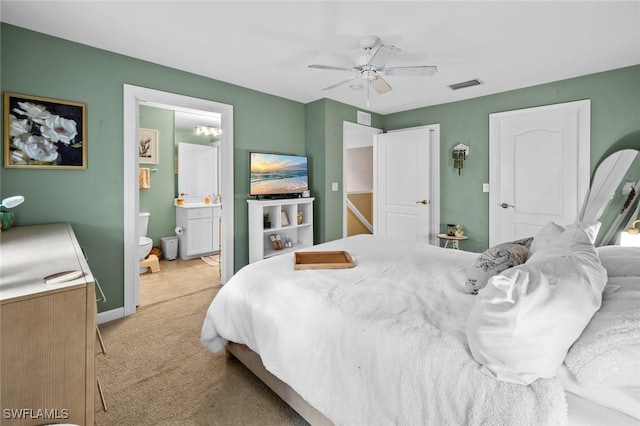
<box><xmin>4</xmin><ymin>92</ymin><xmax>87</xmax><ymax>169</ymax></box>
<box><xmin>138</xmin><ymin>128</ymin><xmax>158</xmax><ymax>164</ymax></box>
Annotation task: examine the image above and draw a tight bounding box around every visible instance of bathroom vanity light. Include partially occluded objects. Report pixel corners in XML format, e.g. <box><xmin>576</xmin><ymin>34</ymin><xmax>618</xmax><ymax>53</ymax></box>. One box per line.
<box><xmin>620</xmin><ymin>220</ymin><xmax>640</xmax><ymax>247</ymax></box>
<box><xmin>195</xmin><ymin>125</ymin><xmax>222</xmax><ymax>137</ymax></box>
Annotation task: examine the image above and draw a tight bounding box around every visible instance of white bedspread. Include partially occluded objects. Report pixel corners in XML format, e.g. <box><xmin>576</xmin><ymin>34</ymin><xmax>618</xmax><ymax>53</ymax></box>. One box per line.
<box><xmin>201</xmin><ymin>235</ymin><xmax>567</xmax><ymax>425</ymax></box>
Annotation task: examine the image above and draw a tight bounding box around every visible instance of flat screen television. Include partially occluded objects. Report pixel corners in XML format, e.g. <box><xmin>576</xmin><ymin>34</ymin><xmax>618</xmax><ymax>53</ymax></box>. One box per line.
<box><xmin>250</xmin><ymin>152</ymin><xmax>309</xmax><ymax>198</ymax></box>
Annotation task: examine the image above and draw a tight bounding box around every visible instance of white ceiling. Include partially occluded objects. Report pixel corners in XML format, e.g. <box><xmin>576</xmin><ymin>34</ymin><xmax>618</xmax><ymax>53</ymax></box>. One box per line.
<box><xmin>2</xmin><ymin>1</ymin><xmax>639</xmax><ymax>115</ymax></box>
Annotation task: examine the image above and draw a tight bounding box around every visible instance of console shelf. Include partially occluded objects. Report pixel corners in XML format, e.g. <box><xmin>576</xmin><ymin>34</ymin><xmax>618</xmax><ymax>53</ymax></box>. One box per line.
<box><xmin>248</xmin><ymin>198</ymin><xmax>314</xmax><ymax>263</ymax></box>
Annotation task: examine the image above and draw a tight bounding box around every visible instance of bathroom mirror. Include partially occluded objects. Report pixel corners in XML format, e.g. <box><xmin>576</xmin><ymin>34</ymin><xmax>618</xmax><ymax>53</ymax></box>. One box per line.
<box><xmin>580</xmin><ymin>148</ymin><xmax>640</xmax><ymax>245</ymax></box>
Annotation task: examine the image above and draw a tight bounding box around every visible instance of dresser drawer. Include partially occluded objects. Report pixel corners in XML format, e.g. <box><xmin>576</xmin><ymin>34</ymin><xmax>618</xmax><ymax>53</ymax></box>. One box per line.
<box><xmin>187</xmin><ymin>207</ymin><xmax>213</xmax><ymax>220</ymax></box>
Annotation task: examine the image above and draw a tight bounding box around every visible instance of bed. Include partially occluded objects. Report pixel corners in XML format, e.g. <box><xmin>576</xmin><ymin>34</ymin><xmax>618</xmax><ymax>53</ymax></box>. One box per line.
<box><xmin>201</xmin><ymin>226</ymin><xmax>640</xmax><ymax>425</ymax></box>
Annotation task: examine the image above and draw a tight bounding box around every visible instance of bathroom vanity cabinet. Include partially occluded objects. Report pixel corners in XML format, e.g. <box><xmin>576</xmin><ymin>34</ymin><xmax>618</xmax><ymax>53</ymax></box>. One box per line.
<box><xmin>176</xmin><ymin>204</ymin><xmax>221</xmax><ymax>259</ymax></box>
<box><xmin>0</xmin><ymin>224</ymin><xmax>95</xmax><ymax>426</ymax></box>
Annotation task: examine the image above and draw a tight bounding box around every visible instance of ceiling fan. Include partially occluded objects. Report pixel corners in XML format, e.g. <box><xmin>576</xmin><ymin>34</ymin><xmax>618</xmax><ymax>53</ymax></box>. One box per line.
<box><xmin>308</xmin><ymin>35</ymin><xmax>438</xmax><ymax>104</ymax></box>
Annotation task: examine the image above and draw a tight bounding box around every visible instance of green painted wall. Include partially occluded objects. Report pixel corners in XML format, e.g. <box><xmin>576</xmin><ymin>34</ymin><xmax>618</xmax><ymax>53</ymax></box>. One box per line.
<box><xmin>304</xmin><ymin>99</ymin><xmax>327</xmax><ymax>244</ymax></box>
<box><xmin>382</xmin><ymin>65</ymin><xmax>640</xmax><ymax>252</ymax></box>
<box><xmin>1</xmin><ymin>24</ymin><xmax>305</xmax><ymax>312</ymax></box>
<box><xmin>305</xmin><ymin>98</ymin><xmax>383</xmax><ymax>243</ymax></box>
<box><xmin>138</xmin><ymin>105</ymin><xmax>175</xmax><ymax>246</ymax></box>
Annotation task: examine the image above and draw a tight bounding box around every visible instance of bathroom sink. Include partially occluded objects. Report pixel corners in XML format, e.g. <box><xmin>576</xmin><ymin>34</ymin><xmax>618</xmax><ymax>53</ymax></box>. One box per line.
<box><xmin>174</xmin><ymin>198</ymin><xmax>221</xmax><ymax>208</ymax></box>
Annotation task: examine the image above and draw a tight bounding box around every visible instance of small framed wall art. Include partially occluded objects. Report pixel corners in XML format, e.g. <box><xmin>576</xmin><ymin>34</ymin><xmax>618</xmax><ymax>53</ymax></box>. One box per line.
<box><xmin>138</xmin><ymin>128</ymin><xmax>158</xmax><ymax>164</ymax></box>
<box><xmin>4</xmin><ymin>92</ymin><xmax>87</xmax><ymax>169</ymax></box>
<box><xmin>281</xmin><ymin>210</ymin><xmax>290</xmax><ymax>227</ymax></box>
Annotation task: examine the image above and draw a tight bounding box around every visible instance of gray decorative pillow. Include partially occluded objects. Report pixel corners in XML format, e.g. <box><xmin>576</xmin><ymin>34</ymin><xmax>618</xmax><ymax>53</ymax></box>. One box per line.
<box><xmin>465</xmin><ymin>237</ymin><xmax>533</xmax><ymax>295</ymax></box>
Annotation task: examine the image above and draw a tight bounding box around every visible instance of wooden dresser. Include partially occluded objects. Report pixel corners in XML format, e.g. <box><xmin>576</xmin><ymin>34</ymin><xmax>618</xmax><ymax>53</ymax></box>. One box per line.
<box><xmin>0</xmin><ymin>224</ymin><xmax>95</xmax><ymax>425</ymax></box>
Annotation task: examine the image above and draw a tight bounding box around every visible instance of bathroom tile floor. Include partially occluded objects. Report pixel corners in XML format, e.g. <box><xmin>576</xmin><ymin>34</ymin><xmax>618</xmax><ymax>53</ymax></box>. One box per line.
<box><xmin>139</xmin><ymin>254</ymin><xmax>221</xmax><ymax>307</ymax></box>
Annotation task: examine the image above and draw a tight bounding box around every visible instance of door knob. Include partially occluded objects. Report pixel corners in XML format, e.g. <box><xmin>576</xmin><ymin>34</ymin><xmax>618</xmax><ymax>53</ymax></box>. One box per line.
<box><xmin>416</xmin><ymin>200</ymin><xmax>429</xmax><ymax>205</ymax></box>
<box><xmin>500</xmin><ymin>203</ymin><xmax>515</xmax><ymax>209</ymax></box>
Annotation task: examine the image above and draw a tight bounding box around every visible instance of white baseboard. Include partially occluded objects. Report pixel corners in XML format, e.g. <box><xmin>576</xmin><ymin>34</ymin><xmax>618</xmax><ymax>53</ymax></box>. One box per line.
<box><xmin>97</xmin><ymin>307</ymin><xmax>125</xmax><ymax>324</ymax></box>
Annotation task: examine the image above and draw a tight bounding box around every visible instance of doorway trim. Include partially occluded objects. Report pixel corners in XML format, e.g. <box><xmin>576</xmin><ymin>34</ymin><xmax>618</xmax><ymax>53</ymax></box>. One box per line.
<box><xmin>123</xmin><ymin>84</ymin><xmax>234</xmax><ymax>317</ymax></box>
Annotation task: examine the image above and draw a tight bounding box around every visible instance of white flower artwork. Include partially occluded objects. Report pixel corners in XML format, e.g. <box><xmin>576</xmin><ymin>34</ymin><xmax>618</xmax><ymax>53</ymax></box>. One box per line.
<box><xmin>4</xmin><ymin>93</ymin><xmax>87</xmax><ymax>169</ymax></box>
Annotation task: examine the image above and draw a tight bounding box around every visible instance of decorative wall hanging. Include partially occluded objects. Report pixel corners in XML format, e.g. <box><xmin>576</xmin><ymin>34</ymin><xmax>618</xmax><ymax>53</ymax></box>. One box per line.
<box><xmin>621</xmin><ymin>182</ymin><xmax>637</xmax><ymax>214</ymax></box>
<box><xmin>138</xmin><ymin>128</ymin><xmax>158</xmax><ymax>164</ymax></box>
<box><xmin>452</xmin><ymin>143</ymin><xmax>470</xmax><ymax>175</ymax></box>
<box><xmin>4</xmin><ymin>92</ymin><xmax>87</xmax><ymax>169</ymax></box>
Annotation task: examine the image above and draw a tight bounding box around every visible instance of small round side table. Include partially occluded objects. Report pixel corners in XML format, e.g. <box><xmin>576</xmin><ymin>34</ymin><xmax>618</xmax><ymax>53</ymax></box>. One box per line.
<box><xmin>436</xmin><ymin>234</ymin><xmax>469</xmax><ymax>250</ymax></box>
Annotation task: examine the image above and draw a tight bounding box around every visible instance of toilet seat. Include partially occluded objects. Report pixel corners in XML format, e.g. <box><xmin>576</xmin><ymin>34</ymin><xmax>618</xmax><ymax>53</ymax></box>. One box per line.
<box><xmin>139</xmin><ymin>236</ymin><xmax>153</xmax><ymax>262</ymax></box>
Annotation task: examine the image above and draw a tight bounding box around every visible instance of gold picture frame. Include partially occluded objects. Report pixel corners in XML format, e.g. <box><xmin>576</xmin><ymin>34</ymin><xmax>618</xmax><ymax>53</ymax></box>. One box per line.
<box><xmin>4</xmin><ymin>92</ymin><xmax>87</xmax><ymax>169</ymax></box>
<box><xmin>138</xmin><ymin>128</ymin><xmax>158</xmax><ymax>164</ymax></box>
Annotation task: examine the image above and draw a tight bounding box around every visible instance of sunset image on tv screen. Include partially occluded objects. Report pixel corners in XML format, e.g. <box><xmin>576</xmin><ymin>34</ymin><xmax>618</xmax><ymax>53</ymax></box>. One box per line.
<box><xmin>250</xmin><ymin>153</ymin><xmax>308</xmax><ymax>195</ymax></box>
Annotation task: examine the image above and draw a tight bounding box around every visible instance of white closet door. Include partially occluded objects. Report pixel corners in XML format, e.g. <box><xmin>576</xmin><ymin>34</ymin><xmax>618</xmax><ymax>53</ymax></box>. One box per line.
<box><xmin>489</xmin><ymin>100</ymin><xmax>590</xmax><ymax>245</ymax></box>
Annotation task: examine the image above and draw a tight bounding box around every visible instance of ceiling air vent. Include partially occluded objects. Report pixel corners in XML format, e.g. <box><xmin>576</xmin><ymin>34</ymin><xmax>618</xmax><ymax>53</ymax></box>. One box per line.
<box><xmin>448</xmin><ymin>79</ymin><xmax>483</xmax><ymax>90</ymax></box>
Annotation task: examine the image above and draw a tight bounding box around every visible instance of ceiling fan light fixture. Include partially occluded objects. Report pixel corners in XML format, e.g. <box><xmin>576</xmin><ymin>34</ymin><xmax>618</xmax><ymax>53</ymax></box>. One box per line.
<box><xmin>308</xmin><ymin>34</ymin><xmax>438</xmax><ymax>105</ymax></box>
<box><xmin>359</xmin><ymin>35</ymin><xmax>381</xmax><ymax>50</ymax></box>
<box><xmin>370</xmin><ymin>75</ymin><xmax>392</xmax><ymax>94</ymax></box>
<box><xmin>448</xmin><ymin>79</ymin><xmax>484</xmax><ymax>90</ymax></box>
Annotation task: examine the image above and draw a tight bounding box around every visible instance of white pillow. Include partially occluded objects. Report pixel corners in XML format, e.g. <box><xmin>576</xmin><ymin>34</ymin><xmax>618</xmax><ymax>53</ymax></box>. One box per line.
<box><xmin>529</xmin><ymin>221</ymin><xmax>566</xmax><ymax>255</ymax></box>
<box><xmin>580</xmin><ymin>221</ymin><xmax>602</xmax><ymax>245</ymax></box>
<box><xmin>466</xmin><ymin>224</ymin><xmax>607</xmax><ymax>385</ymax></box>
<box><xmin>558</xmin><ymin>365</ymin><xmax>640</xmax><ymax>420</ymax></box>
<box><xmin>564</xmin><ymin>275</ymin><xmax>640</xmax><ymax>390</ymax></box>
<box><xmin>529</xmin><ymin>221</ymin><xmax>601</xmax><ymax>258</ymax></box>
<box><xmin>596</xmin><ymin>246</ymin><xmax>640</xmax><ymax>277</ymax></box>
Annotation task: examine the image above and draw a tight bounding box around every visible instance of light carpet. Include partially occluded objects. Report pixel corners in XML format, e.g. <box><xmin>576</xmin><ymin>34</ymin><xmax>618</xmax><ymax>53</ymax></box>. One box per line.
<box><xmin>96</xmin><ymin>287</ymin><xmax>307</xmax><ymax>425</ymax></box>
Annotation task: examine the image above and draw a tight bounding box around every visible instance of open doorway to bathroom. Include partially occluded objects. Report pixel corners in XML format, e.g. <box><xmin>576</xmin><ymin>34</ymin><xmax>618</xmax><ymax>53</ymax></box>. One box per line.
<box><xmin>123</xmin><ymin>84</ymin><xmax>234</xmax><ymax>317</ymax></box>
<box><xmin>137</xmin><ymin>106</ymin><xmax>223</xmax><ymax>307</ymax></box>
<box><xmin>139</xmin><ymin>257</ymin><xmax>220</xmax><ymax>307</ymax></box>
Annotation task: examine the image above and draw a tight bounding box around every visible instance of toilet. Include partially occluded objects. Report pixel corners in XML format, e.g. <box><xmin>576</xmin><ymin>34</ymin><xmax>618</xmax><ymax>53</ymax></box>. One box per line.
<box><xmin>139</xmin><ymin>212</ymin><xmax>154</xmax><ymax>273</ymax></box>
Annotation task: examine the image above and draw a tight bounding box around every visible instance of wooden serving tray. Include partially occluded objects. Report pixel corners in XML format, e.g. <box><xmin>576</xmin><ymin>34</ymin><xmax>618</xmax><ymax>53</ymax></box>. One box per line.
<box><xmin>294</xmin><ymin>251</ymin><xmax>354</xmax><ymax>270</ymax></box>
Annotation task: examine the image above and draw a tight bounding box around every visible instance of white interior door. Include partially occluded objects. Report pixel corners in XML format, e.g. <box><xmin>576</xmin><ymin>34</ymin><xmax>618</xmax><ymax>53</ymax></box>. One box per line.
<box><xmin>178</xmin><ymin>142</ymin><xmax>218</xmax><ymax>197</ymax></box>
<box><xmin>374</xmin><ymin>125</ymin><xmax>439</xmax><ymax>244</ymax></box>
<box><xmin>489</xmin><ymin>100</ymin><xmax>590</xmax><ymax>245</ymax></box>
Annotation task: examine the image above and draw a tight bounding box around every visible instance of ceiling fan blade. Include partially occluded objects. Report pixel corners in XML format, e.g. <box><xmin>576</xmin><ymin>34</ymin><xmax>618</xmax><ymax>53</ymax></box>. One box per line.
<box><xmin>383</xmin><ymin>65</ymin><xmax>438</xmax><ymax>76</ymax></box>
<box><xmin>308</xmin><ymin>64</ymin><xmax>352</xmax><ymax>72</ymax></box>
<box><xmin>322</xmin><ymin>78</ymin><xmax>356</xmax><ymax>91</ymax></box>
<box><xmin>368</xmin><ymin>45</ymin><xmax>401</xmax><ymax>68</ymax></box>
<box><xmin>370</xmin><ymin>75</ymin><xmax>392</xmax><ymax>94</ymax></box>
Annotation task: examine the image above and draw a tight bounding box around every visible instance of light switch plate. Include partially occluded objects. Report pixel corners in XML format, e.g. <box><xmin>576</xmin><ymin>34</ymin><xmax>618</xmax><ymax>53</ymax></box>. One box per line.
<box><xmin>332</xmin><ymin>182</ymin><xmax>339</xmax><ymax>191</ymax></box>
<box><xmin>483</xmin><ymin>183</ymin><xmax>490</xmax><ymax>193</ymax></box>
